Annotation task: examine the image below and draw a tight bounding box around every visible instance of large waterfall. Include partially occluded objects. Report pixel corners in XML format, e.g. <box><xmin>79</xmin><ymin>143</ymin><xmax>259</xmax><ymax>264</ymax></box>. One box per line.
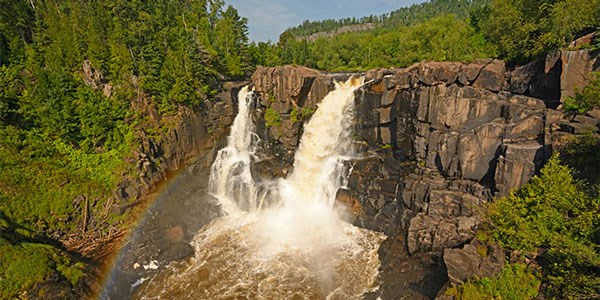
<box><xmin>133</xmin><ymin>77</ymin><xmax>385</xmax><ymax>299</ymax></box>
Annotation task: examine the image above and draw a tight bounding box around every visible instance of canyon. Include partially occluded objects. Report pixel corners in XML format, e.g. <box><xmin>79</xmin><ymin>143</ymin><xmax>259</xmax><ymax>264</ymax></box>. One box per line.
<box><xmin>102</xmin><ymin>46</ymin><xmax>600</xmax><ymax>299</ymax></box>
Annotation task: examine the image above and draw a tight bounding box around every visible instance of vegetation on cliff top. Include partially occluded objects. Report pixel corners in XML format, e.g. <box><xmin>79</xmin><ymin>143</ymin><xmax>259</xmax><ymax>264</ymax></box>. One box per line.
<box><xmin>0</xmin><ymin>0</ymin><xmax>252</xmax><ymax>297</ymax></box>
<box><xmin>252</xmin><ymin>0</ymin><xmax>600</xmax><ymax>70</ymax></box>
<box><xmin>281</xmin><ymin>0</ymin><xmax>489</xmax><ymax>39</ymax></box>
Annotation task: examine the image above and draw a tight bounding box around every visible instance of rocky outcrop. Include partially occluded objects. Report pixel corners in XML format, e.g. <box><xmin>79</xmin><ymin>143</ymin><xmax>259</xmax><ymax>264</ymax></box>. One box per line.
<box><xmin>509</xmin><ymin>51</ymin><xmax>562</xmax><ymax>107</ymax></box>
<box><xmin>443</xmin><ymin>239</ymin><xmax>504</xmax><ymax>285</ymax></box>
<box><xmin>561</xmin><ymin>49</ymin><xmax>599</xmax><ymax>99</ymax></box>
<box><xmin>248</xmin><ymin>57</ymin><xmax>600</xmax><ymax>298</ymax></box>
<box><xmin>509</xmin><ymin>45</ymin><xmax>600</xmax><ymax>107</ymax></box>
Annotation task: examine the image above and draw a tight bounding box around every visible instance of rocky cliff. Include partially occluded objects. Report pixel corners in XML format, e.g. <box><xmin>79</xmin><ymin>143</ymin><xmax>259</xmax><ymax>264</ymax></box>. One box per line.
<box><xmin>248</xmin><ymin>48</ymin><xmax>600</xmax><ymax>298</ymax></box>
<box><xmin>101</xmin><ymin>45</ymin><xmax>599</xmax><ymax>299</ymax></box>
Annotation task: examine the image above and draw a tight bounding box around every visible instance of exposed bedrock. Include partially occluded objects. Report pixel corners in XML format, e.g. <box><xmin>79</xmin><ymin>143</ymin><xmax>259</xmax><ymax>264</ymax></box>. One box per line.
<box><xmin>249</xmin><ymin>51</ymin><xmax>600</xmax><ymax>298</ymax></box>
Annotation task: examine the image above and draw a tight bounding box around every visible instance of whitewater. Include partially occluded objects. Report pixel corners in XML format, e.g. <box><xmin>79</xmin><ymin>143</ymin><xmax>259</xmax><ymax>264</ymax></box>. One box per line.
<box><xmin>133</xmin><ymin>77</ymin><xmax>385</xmax><ymax>299</ymax></box>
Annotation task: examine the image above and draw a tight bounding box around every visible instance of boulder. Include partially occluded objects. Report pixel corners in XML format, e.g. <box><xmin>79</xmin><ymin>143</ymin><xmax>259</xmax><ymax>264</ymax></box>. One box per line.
<box><xmin>561</xmin><ymin>49</ymin><xmax>595</xmax><ymax>100</ymax></box>
<box><xmin>418</xmin><ymin>62</ymin><xmax>462</xmax><ymax>86</ymax></box>
<box><xmin>407</xmin><ymin>214</ymin><xmax>479</xmax><ymax>254</ymax></box>
<box><xmin>443</xmin><ymin>239</ymin><xmax>504</xmax><ymax>285</ymax></box>
<box><xmin>473</xmin><ymin>60</ymin><xmax>505</xmax><ymax>92</ymax></box>
<box><xmin>494</xmin><ymin>142</ymin><xmax>543</xmax><ymax>195</ymax></box>
<box><xmin>458</xmin><ymin>61</ymin><xmax>486</xmax><ymax>85</ymax></box>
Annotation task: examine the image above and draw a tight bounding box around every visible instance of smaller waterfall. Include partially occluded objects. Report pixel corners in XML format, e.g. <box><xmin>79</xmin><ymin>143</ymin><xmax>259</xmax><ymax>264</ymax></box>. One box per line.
<box><xmin>208</xmin><ymin>86</ymin><xmax>260</xmax><ymax>213</ymax></box>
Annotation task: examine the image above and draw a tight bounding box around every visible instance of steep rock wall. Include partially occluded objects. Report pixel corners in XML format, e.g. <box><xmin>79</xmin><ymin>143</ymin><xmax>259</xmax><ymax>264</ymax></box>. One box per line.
<box><xmin>249</xmin><ymin>53</ymin><xmax>600</xmax><ymax>298</ymax></box>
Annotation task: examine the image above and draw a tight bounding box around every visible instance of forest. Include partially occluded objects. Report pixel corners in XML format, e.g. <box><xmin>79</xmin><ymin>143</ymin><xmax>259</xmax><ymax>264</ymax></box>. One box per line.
<box><xmin>1</xmin><ymin>0</ymin><xmax>599</xmax><ymax>298</ymax></box>
<box><xmin>281</xmin><ymin>0</ymin><xmax>488</xmax><ymax>39</ymax></box>
<box><xmin>251</xmin><ymin>0</ymin><xmax>600</xmax><ymax>69</ymax></box>
<box><xmin>0</xmin><ymin>0</ymin><xmax>251</xmax><ymax>298</ymax></box>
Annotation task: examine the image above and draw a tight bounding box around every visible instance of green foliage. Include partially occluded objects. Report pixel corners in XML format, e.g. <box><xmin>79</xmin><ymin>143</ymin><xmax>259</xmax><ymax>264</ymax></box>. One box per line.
<box><xmin>561</xmin><ymin>134</ymin><xmax>600</xmax><ymax>185</ymax></box>
<box><xmin>281</xmin><ymin>0</ymin><xmax>489</xmax><ymax>39</ymax></box>
<box><xmin>0</xmin><ymin>238</ymin><xmax>86</xmax><ymax>299</ymax></box>
<box><xmin>477</xmin><ymin>0</ymin><xmax>600</xmax><ymax>63</ymax></box>
<box><xmin>290</xmin><ymin>107</ymin><xmax>300</xmax><ymax>122</ymax></box>
<box><xmin>563</xmin><ymin>72</ymin><xmax>600</xmax><ymax>114</ymax></box>
<box><xmin>290</xmin><ymin>107</ymin><xmax>316</xmax><ymax>123</ymax></box>
<box><xmin>0</xmin><ymin>125</ymin><xmax>131</xmax><ymax>232</ymax></box>
<box><xmin>445</xmin><ymin>263</ymin><xmax>540</xmax><ymax>300</ymax></box>
<box><xmin>264</xmin><ymin>107</ymin><xmax>282</xmax><ymax>127</ymax></box>
<box><xmin>488</xmin><ymin>155</ymin><xmax>600</xmax><ymax>299</ymax></box>
<box><xmin>277</xmin><ymin>14</ymin><xmax>496</xmax><ymax>72</ymax></box>
<box><xmin>248</xmin><ymin>41</ymin><xmax>282</xmax><ymax>67</ymax></box>
<box><xmin>0</xmin><ymin>64</ymin><xmax>22</xmax><ymax>125</ymax></box>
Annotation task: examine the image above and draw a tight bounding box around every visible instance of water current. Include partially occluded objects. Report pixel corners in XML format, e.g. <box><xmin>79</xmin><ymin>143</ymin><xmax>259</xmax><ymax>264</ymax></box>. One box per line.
<box><xmin>133</xmin><ymin>77</ymin><xmax>385</xmax><ymax>299</ymax></box>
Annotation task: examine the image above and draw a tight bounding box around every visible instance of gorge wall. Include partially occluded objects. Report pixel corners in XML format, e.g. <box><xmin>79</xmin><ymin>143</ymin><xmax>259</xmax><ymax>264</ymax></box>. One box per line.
<box><xmin>248</xmin><ymin>48</ymin><xmax>600</xmax><ymax>298</ymax></box>
<box><xmin>102</xmin><ymin>46</ymin><xmax>599</xmax><ymax>299</ymax></box>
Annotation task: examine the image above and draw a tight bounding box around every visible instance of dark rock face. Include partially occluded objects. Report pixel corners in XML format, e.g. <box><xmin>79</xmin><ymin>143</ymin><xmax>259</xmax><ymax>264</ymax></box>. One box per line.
<box><xmin>509</xmin><ymin>51</ymin><xmax>562</xmax><ymax>107</ymax></box>
<box><xmin>443</xmin><ymin>239</ymin><xmax>504</xmax><ymax>285</ymax></box>
<box><xmin>248</xmin><ymin>58</ymin><xmax>600</xmax><ymax>298</ymax></box>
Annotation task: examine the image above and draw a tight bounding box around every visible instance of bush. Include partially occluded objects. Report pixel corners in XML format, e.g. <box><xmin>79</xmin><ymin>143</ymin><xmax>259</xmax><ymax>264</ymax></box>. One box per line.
<box><xmin>290</xmin><ymin>107</ymin><xmax>316</xmax><ymax>123</ymax></box>
<box><xmin>445</xmin><ymin>263</ymin><xmax>540</xmax><ymax>300</ymax></box>
<box><xmin>264</xmin><ymin>107</ymin><xmax>282</xmax><ymax>127</ymax></box>
<box><xmin>563</xmin><ymin>72</ymin><xmax>600</xmax><ymax>114</ymax></box>
<box><xmin>487</xmin><ymin>155</ymin><xmax>600</xmax><ymax>299</ymax></box>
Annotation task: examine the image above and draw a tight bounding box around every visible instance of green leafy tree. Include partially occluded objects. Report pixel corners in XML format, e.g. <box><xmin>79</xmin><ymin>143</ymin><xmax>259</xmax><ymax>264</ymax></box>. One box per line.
<box><xmin>478</xmin><ymin>0</ymin><xmax>600</xmax><ymax>63</ymax></box>
<box><xmin>488</xmin><ymin>155</ymin><xmax>600</xmax><ymax>299</ymax></box>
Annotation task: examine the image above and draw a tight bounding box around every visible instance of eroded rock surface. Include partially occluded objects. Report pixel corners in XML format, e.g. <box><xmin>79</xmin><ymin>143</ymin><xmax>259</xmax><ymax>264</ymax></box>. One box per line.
<box><xmin>248</xmin><ymin>57</ymin><xmax>600</xmax><ymax>298</ymax></box>
<box><xmin>443</xmin><ymin>239</ymin><xmax>504</xmax><ymax>285</ymax></box>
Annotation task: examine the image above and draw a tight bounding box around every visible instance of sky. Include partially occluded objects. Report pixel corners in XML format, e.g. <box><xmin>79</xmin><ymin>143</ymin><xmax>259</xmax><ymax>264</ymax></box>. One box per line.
<box><xmin>225</xmin><ymin>0</ymin><xmax>428</xmax><ymax>42</ymax></box>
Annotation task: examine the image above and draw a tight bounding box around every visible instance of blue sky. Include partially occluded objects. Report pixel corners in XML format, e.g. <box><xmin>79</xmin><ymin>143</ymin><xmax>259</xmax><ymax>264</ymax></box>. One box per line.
<box><xmin>225</xmin><ymin>0</ymin><xmax>427</xmax><ymax>42</ymax></box>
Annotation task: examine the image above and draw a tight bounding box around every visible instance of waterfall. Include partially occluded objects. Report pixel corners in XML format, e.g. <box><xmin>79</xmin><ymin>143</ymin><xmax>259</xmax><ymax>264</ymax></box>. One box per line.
<box><xmin>134</xmin><ymin>77</ymin><xmax>385</xmax><ymax>300</ymax></box>
<box><xmin>283</xmin><ymin>77</ymin><xmax>363</xmax><ymax>209</ymax></box>
<box><xmin>208</xmin><ymin>86</ymin><xmax>260</xmax><ymax>214</ymax></box>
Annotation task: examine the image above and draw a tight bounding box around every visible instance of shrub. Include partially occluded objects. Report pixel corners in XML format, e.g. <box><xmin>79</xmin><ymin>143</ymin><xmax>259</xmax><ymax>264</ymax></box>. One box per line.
<box><xmin>445</xmin><ymin>263</ymin><xmax>540</xmax><ymax>300</ymax></box>
<box><xmin>264</xmin><ymin>107</ymin><xmax>282</xmax><ymax>127</ymax></box>
<box><xmin>487</xmin><ymin>155</ymin><xmax>600</xmax><ymax>299</ymax></box>
<box><xmin>563</xmin><ymin>72</ymin><xmax>600</xmax><ymax>114</ymax></box>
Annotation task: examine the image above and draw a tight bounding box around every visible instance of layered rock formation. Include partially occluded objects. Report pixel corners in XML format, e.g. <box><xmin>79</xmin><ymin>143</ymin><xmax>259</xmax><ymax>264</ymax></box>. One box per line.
<box><xmin>248</xmin><ymin>49</ymin><xmax>600</xmax><ymax>298</ymax></box>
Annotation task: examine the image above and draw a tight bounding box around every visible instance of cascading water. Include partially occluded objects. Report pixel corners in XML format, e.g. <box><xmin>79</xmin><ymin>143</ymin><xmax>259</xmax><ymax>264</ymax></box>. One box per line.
<box><xmin>208</xmin><ymin>86</ymin><xmax>260</xmax><ymax>213</ymax></box>
<box><xmin>133</xmin><ymin>77</ymin><xmax>385</xmax><ymax>300</ymax></box>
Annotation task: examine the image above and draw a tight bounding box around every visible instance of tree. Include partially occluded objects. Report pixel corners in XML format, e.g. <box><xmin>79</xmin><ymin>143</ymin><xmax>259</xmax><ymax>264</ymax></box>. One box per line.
<box><xmin>479</xmin><ymin>0</ymin><xmax>600</xmax><ymax>63</ymax></box>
